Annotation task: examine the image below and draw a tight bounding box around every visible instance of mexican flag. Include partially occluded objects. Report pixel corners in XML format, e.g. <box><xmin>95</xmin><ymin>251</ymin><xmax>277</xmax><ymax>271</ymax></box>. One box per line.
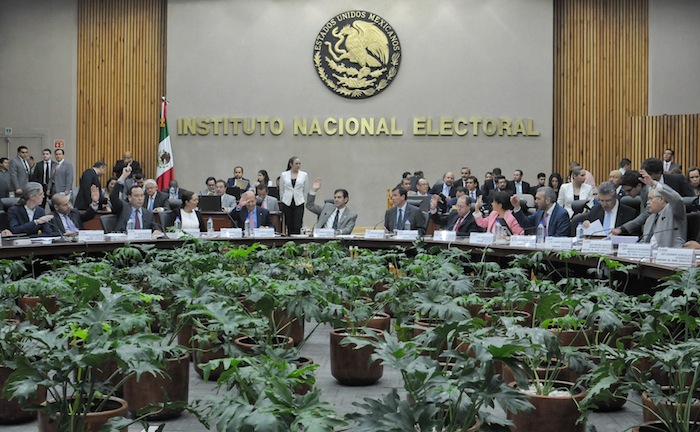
<box><xmin>156</xmin><ymin>96</ymin><xmax>174</xmax><ymax>191</ymax></box>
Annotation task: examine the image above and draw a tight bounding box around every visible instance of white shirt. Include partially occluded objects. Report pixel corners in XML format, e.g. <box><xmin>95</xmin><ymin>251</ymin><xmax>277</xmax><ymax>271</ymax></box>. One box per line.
<box><xmin>324</xmin><ymin>207</ymin><xmax>345</xmax><ymax>230</ymax></box>
<box><xmin>180</xmin><ymin>209</ymin><xmax>200</xmax><ymax>230</ymax></box>
<box><xmin>25</xmin><ymin>205</ymin><xmax>36</xmax><ymax>221</ymax></box>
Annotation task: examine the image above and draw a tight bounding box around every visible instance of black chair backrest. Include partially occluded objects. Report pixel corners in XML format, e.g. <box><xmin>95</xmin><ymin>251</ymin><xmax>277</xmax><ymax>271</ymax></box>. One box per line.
<box><xmin>100</xmin><ymin>214</ymin><xmax>118</xmax><ymax>233</ymax></box>
<box><xmin>267</xmin><ymin>186</ymin><xmax>279</xmax><ymax>199</ymax></box>
<box><xmin>571</xmin><ymin>199</ymin><xmax>589</xmax><ymax>216</ymax></box>
<box><xmin>1</xmin><ymin>197</ymin><xmax>19</xmax><ymax>209</ymax></box>
<box><xmin>682</xmin><ymin>196</ymin><xmax>699</xmax><ymax>213</ymax></box>
<box><xmin>168</xmin><ymin>199</ymin><xmax>182</xmax><ymax>213</ymax></box>
<box><xmin>159</xmin><ymin>210</ymin><xmax>175</xmax><ymax>230</ymax></box>
<box><xmin>620</xmin><ymin>195</ymin><xmax>642</xmax><ymax>216</ymax></box>
<box><xmin>0</xmin><ymin>211</ymin><xmax>8</xmax><ymax>231</ymax></box>
<box><xmin>687</xmin><ymin>212</ymin><xmax>700</xmax><ymax>243</ymax></box>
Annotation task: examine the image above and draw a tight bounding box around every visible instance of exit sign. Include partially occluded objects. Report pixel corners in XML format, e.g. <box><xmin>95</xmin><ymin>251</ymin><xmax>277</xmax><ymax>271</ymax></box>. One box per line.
<box><xmin>54</xmin><ymin>139</ymin><xmax>65</xmax><ymax>149</ymax></box>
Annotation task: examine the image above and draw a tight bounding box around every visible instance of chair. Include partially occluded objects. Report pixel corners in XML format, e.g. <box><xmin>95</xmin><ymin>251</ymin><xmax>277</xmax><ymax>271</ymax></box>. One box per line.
<box><xmin>158</xmin><ymin>210</ymin><xmax>175</xmax><ymax>231</ymax></box>
<box><xmin>571</xmin><ymin>199</ymin><xmax>590</xmax><ymax>216</ymax></box>
<box><xmin>516</xmin><ymin>194</ymin><xmax>534</xmax><ymax>209</ymax></box>
<box><xmin>620</xmin><ymin>196</ymin><xmax>641</xmax><ymax>216</ymax></box>
<box><xmin>407</xmin><ymin>196</ymin><xmax>431</xmax><ymax>212</ymax></box>
<box><xmin>1</xmin><ymin>197</ymin><xmax>19</xmax><ymax>209</ymax></box>
<box><xmin>168</xmin><ymin>199</ymin><xmax>182</xmax><ymax>213</ymax></box>
<box><xmin>0</xmin><ymin>211</ymin><xmax>8</xmax><ymax>231</ymax></box>
<box><xmin>687</xmin><ymin>212</ymin><xmax>700</xmax><ymax>242</ymax></box>
<box><xmin>569</xmin><ymin>213</ymin><xmax>589</xmax><ymax>237</ymax></box>
<box><xmin>100</xmin><ymin>214</ymin><xmax>118</xmax><ymax>233</ymax></box>
<box><xmin>682</xmin><ymin>196</ymin><xmax>699</xmax><ymax>213</ymax></box>
<box><xmin>71</xmin><ymin>186</ymin><xmax>80</xmax><ymax>205</ymax></box>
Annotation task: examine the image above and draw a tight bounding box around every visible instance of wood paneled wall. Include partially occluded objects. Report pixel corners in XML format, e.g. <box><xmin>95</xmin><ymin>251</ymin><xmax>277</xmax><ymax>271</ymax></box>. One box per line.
<box><xmin>77</xmin><ymin>0</ymin><xmax>166</xmax><ymax>181</ymax></box>
<box><xmin>554</xmin><ymin>0</ymin><xmax>648</xmax><ymax>181</ymax></box>
<box><xmin>630</xmin><ymin>114</ymin><xmax>700</xmax><ymax>173</ymax></box>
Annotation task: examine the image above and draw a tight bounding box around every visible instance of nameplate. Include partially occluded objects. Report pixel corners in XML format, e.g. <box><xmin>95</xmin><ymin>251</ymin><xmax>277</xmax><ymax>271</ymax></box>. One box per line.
<box><xmin>433</xmin><ymin>230</ymin><xmax>457</xmax><ymax>242</ymax></box>
<box><xmin>127</xmin><ymin>229</ymin><xmax>152</xmax><ymax>240</ymax></box>
<box><xmin>364</xmin><ymin>229</ymin><xmax>385</xmax><ymax>239</ymax></box>
<box><xmin>510</xmin><ymin>235</ymin><xmax>537</xmax><ymax>248</ymax></box>
<box><xmin>78</xmin><ymin>230</ymin><xmax>105</xmax><ymax>243</ymax></box>
<box><xmin>220</xmin><ymin>228</ymin><xmax>242</xmax><ymax>238</ymax></box>
<box><xmin>617</xmin><ymin>243</ymin><xmax>652</xmax><ymax>260</ymax></box>
<box><xmin>395</xmin><ymin>230</ymin><xmax>419</xmax><ymax>240</ymax></box>
<box><xmin>253</xmin><ymin>227</ymin><xmax>275</xmax><ymax>238</ymax></box>
<box><xmin>182</xmin><ymin>229</ymin><xmax>201</xmax><ymax>237</ymax></box>
<box><xmin>12</xmin><ymin>239</ymin><xmax>32</xmax><ymax>246</ymax></box>
<box><xmin>544</xmin><ymin>237</ymin><xmax>574</xmax><ymax>250</ymax></box>
<box><xmin>469</xmin><ymin>233</ymin><xmax>495</xmax><ymax>245</ymax></box>
<box><xmin>581</xmin><ymin>240</ymin><xmax>613</xmax><ymax>255</ymax></box>
<box><xmin>313</xmin><ymin>228</ymin><xmax>335</xmax><ymax>238</ymax></box>
<box><xmin>655</xmin><ymin>248</ymin><xmax>697</xmax><ymax>268</ymax></box>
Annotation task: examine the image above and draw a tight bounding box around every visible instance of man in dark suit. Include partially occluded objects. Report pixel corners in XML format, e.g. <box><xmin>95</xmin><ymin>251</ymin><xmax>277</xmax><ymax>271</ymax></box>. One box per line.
<box><xmin>430</xmin><ymin>172</ymin><xmax>457</xmax><ymax>198</ymax></box>
<box><xmin>508</xmin><ymin>169</ymin><xmax>532</xmax><ymax>196</ymax></box>
<box><xmin>30</xmin><ymin>148</ymin><xmax>55</xmax><ymax>207</ymax></box>
<box><xmin>111</xmin><ymin>165</ymin><xmax>161</xmax><ymax>233</ymax></box>
<box><xmin>662</xmin><ymin>149</ymin><xmax>682</xmax><ymax>173</ymax></box>
<box><xmin>230</xmin><ymin>190</ymin><xmax>272</xmax><ymax>228</ymax></box>
<box><xmin>581</xmin><ymin>182</ymin><xmax>637</xmax><ymax>235</ymax></box>
<box><xmin>429</xmin><ymin>195</ymin><xmax>481</xmax><ymax>237</ymax></box>
<box><xmin>481</xmin><ymin>167</ymin><xmax>502</xmax><ymax>197</ymax></box>
<box><xmin>463</xmin><ymin>176</ymin><xmax>483</xmax><ymax>204</ymax></box>
<box><xmin>75</xmin><ymin>161</ymin><xmax>107</xmax><ymax>210</ymax></box>
<box><xmin>306</xmin><ymin>177</ymin><xmax>357</xmax><ymax>235</ymax></box>
<box><xmin>643</xmin><ymin>157</ymin><xmax>693</xmax><ymax>197</ymax></box>
<box><xmin>530</xmin><ymin>173</ymin><xmax>547</xmax><ymax>196</ymax></box>
<box><xmin>50</xmin><ymin>188</ymin><xmax>99</xmax><ymax>235</ymax></box>
<box><xmin>7</xmin><ymin>182</ymin><xmax>54</xmax><ymax>235</ymax></box>
<box><xmin>143</xmin><ymin>179</ymin><xmax>171</xmax><ymax>213</ymax></box>
<box><xmin>511</xmin><ymin>186</ymin><xmax>571</xmax><ymax>237</ymax></box>
<box><xmin>384</xmin><ymin>187</ymin><xmax>426</xmax><ymax>235</ymax></box>
<box><xmin>112</xmin><ymin>151</ymin><xmax>142</xmax><ymax>178</ymax></box>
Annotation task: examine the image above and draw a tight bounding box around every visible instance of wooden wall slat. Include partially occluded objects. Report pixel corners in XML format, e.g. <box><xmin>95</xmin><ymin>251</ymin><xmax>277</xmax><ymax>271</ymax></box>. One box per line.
<box><xmin>630</xmin><ymin>114</ymin><xmax>700</xmax><ymax>174</ymax></box>
<box><xmin>77</xmin><ymin>0</ymin><xmax>166</xmax><ymax>184</ymax></box>
<box><xmin>554</xmin><ymin>0</ymin><xmax>648</xmax><ymax>181</ymax></box>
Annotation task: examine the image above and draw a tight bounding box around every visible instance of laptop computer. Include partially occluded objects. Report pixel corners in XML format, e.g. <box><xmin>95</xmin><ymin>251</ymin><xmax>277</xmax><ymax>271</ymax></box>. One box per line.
<box><xmin>198</xmin><ymin>195</ymin><xmax>222</xmax><ymax>212</ymax></box>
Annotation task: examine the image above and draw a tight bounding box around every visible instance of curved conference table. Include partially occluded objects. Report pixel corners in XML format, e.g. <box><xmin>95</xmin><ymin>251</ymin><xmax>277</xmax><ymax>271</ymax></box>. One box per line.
<box><xmin>0</xmin><ymin>233</ymin><xmax>686</xmax><ymax>295</ymax></box>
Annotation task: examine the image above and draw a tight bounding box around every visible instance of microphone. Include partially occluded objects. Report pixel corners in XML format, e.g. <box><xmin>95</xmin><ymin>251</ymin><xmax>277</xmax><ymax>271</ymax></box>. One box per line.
<box><xmin>637</xmin><ymin>226</ymin><xmax>679</xmax><ymax>243</ymax></box>
<box><xmin>585</xmin><ymin>228</ymin><xmax>613</xmax><ymax>238</ymax></box>
<box><xmin>373</xmin><ymin>219</ymin><xmax>386</xmax><ymax>230</ymax></box>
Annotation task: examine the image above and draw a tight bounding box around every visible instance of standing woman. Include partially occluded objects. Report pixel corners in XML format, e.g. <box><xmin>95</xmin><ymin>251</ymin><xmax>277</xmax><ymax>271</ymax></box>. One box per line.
<box><xmin>280</xmin><ymin>156</ymin><xmax>308</xmax><ymax>234</ymax></box>
<box><xmin>557</xmin><ymin>167</ymin><xmax>593</xmax><ymax>217</ymax></box>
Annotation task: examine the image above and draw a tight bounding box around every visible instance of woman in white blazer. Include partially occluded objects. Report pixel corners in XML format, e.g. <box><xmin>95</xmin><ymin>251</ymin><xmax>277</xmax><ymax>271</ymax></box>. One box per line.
<box><xmin>279</xmin><ymin>156</ymin><xmax>308</xmax><ymax>234</ymax></box>
<box><xmin>557</xmin><ymin>167</ymin><xmax>594</xmax><ymax>217</ymax></box>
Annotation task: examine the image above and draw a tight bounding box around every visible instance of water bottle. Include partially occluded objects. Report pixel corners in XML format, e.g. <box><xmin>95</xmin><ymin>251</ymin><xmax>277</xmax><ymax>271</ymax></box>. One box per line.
<box><xmin>126</xmin><ymin>216</ymin><xmax>135</xmax><ymax>232</ymax></box>
<box><xmin>169</xmin><ymin>187</ymin><xmax>176</xmax><ymax>200</ymax></box>
<box><xmin>403</xmin><ymin>220</ymin><xmax>411</xmax><ymax>231</ymax></box>
<box><xmin>576</xmin><ymin>222</ymin><xmax>584</xmax><ymax>245</ymax></box>
<box><xmin>207</xmin><ymin>216</ymin><xmax>214</xmax><ymax>235</ymax></box>
<box><xmin>174</xmin><ymin>216</ymin><xmax>182</xmax><ymax>230</ymax></box>
<box><xmin>244</xmin><ymin>218</ymin><xmax>251</xmax><ymax>237</ymax></box>
<box><xmin>536</xmin><ymin>222</ymin><xmax>545</xmax><ymax>244</ymax></box>
<box><xmin>493</xmin><ymin>220</ymin><xmax>503</xmax><ymax>242</ymax></box>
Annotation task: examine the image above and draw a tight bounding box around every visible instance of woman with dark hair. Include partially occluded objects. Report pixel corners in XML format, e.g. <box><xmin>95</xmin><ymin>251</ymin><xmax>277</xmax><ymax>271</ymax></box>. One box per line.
<box><xmin>279</xmin><ymin>156</ymin><xmax>308</xmax><ymax>234</ymax></box>
<box><xmin>177</xmin><ymin>189</ymin><xmax>206</xmax><ymax>231</ymax></box>
<box><xmin>254</xmin><ymin>169</ymin><xmax>274</xmax><ymax>188</ymax></box>
<box><xmin>686</xmin><ymin>166</ymin><xmax>700</xmax><ymax>197</ymax></box>
<box><xmin>7</xmin><ymin>181</ymin><xmax>55</xmax><ymax>235</ymax></box>
<box><xmin>473</xmin><ymin>190</ymin><xmax>524</xmax><ymax>236</ymax></box>
<box><xmin>557</xmin><ymin>167</ymin><xmax>593</xmax><ymax>217</ymax></box>
<box><xmin>548</xmin><ymin>172</ymin><xmax>563</xmax><ymax>198</ymax></box>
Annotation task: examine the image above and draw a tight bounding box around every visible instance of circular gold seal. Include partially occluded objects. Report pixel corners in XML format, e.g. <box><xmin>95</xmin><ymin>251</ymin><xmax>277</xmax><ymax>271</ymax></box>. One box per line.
<box><xmin>313</xmin><ymin>10</ymin><xmax>401</xmax><ymax>99</ymax></box>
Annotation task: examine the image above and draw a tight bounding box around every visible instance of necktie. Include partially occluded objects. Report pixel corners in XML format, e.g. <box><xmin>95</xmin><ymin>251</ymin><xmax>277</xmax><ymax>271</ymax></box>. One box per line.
<box><xmin>516</xmin><ymin>183</ymin><xmax>522</xmax><ymax>194</ymax></box>
<box><xmin>44</xmin><ymin>162</ymin><xmax>49</xmax><ymax>184</ymax></box>
<box><xmin>397</xmin><ymin>209</ymin><xmax>403</xmax><ymax>230</ymax></box>
<box><xmin>453</xmin><ymin>216</ymin><xmax>464</xmax><ymax>231</ymax></box>
<box><xmin>261</xmin><ymin>199</ymin><xmax>266</xmax><ymax>209</ymax></box>
<box><xmin>542</xmin><ymin>212</ymin><xmax>549</xmax><ymax>236</ymax></box>
<box><xmin>645</xmin><ymin>214</ymin><xmax>659</xmax><ymax>243</ymax></box>
<box><xmin>249</xmin><ymin>211</ymin><xmax>255</xmax><ymax>228</ymax></box>
<box><xmin>332</xmin><ymin>210</ymin><xmax>339</xmax><ymax>229</ymax></box>
<box><xmin>23</xmin><ymin>159</ymin><xmax>29</xmax><ymax>174</ymax></box>
<box><xmin>603</xmin><ymin>211</ymin><xmax>611</xmax><ymax>233</ymax></box>
<box><xmin>62</xmin><ymin>213</ymin><xmax>79</xmax><ymax>233</ymax></box>
<box><xmin>134</xmin><ymin>209</ymin><xmax>141</xmax><ymax>229</ymax></box>
<box><xmin>149</xmin><ymin>197</ymin><xmax>154</xmax><ymax>210</ymax></box>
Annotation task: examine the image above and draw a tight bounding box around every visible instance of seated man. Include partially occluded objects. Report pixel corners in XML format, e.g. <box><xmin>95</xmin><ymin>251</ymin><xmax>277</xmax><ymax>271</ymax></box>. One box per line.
<box><xmin>510</xmin><ymin>186</ymin><xmax>570</xmax><ymax>237</ymax></box>
<box><xmin>215</xmin><ymin>179</ymin><xmax>237</xmax><ymax>212</ymax></box>
<box><xmin>384</xmin><ymin>187</ymin><xmax>426</xmax><ymax>235</ymax></box>
<box><xmin>111</xmin><ymin>166</ymin><xmax>163</xmax><ymax>234</ymax></box>
<box><xmin>143</xmin><ymin>179</ymin><xmax>171</xmax><ymax>213</ymax></box>
<box><xmin>640</xmin><ymin>177</ymin><xmax>686</xmax><ymax>248</ymax></box>
<box><xmin>256</xmin><ymin>184</ymin><xmax>279</xmax><ymax>211</ymax></box>
<box><xmin>408</xmin><ymin>178</ymin><xmax>431</xmax><ymax>197</ymax></box>
<box><xmin>50</xmin><ymin>187</ymin><xmax>100</xmax><ymax>235</ymax></box>
<box><xmin>200</xmin><ymin>177</ymin><xmax>217</xmax><ymax>196</ymax></box>
<box><xmin>226</xmin><ymin>166</ymin><xmax>253</xmax><ymax>191</ymax></box>
<box><xmin>7</xmin><ymin>182</ymin><xmax>54</xmax><ymax>235</ymax></box>
<box><xmin>429</xmin><ymin>194</ymin><xmax>481</xmax><ymax>237</ymax></box>
<box><xmin>581</xmin><ymin>181</ymin><xmax>637</xmax><ymax>236</ymax></box>
<box><xmin>229</xmin><ymin>190</ymin><xmax>272</xmax><ymax>229</ymax></box>
<box><xmin>305</xmin><ymin>177</ymin><xmax>358</xmax><ymax>235</ymax></box>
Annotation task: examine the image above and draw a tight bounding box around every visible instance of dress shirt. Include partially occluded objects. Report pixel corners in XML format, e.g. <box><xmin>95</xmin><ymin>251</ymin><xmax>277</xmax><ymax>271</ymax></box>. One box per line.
<box><xmin>324</xmin><ymin>207</ymin><xmax>345</xmax><ymax>230</ymax></box>
<box><xmin>602</xmin><ymin>201</ymin><xmax>619</xmax><ymax>234</ymax></box>
<box><xmin>180</xmin><ymin>210</ymin><xmax>200</xmax><ymax>230</ymax></box>
<box><xmin>515</xmin><ymin>182</ymin><xmax>522</xmax><ymax>195</ymax></box>
<box><xmin>60</xmin><ymin>213</ymin><xmax>79</xmax><ymax>233</ymax></box>
<box><xmin>25</xmin><ymin>205</ymin><xmax>36</xmax><ymax>221</ymax></box>
<box><xmin>148</xmin><ymin>196</ymin><xmax>155</xmax><ymax>210</ymax></box>
<box><xmin>442</xmin><ymin>184</ymin><xmax>451</xmax><ymax>196</ymax></box>
<box><xmin>131</xmin><ymin>207</ymin><xmax>142</xmax><ymax>228</ymax></box>
<box><xmin>396</xmin><ymin>204</ymin><xmax>407</xmax><ymax>228</ymax></box>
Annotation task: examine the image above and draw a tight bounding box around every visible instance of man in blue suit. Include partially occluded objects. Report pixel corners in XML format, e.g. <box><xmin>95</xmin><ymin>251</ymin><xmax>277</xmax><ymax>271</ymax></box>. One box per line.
<box><xmin>230</xmin><ymin>190</ymin><xmax>272</xmax><ymax>229</ymax></box>
<box><xmin>510</xmin><ymin>186</ymin><xmax>571</xmax><ymax>237</ymax></box>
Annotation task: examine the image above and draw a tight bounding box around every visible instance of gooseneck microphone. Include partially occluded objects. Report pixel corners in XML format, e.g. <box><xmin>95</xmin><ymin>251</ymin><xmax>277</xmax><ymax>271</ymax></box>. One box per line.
<box><xmin>637</xmin><ymin>226</ymin><xmax>679</xmax><ymax>243</ymax></box>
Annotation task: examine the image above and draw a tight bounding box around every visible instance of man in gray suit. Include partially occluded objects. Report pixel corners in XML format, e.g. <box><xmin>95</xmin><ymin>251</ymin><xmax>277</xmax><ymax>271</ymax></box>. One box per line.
<box><xmin>215</xmin><ymin>179</ymin><xmax>237</xmax><ymax>212</ymax></box>
<box><xmin>0</xmin><ymin>158</ymin><xmax>11</xmax><ymax>198</ymax></box>
<box><xmin>52</xmin><ymin>148</ymin><xmax>74</xmax><ymax>198</ymax></box>
<box><xmin>306</xmin><ymin>177</ymin><xmax>357</xmax><ymax>235</ymax></box>
<box><xmin>640</xmin><ymin>179</ymin><xmax>686</xmax><ymax>248</ymax></box>
<box><xmin>256</xmin><ymin>184</ymin><xmax>279</xmax><ymax>212</ymax></box>
<box><xmin>9</xmin><ymin>146</ymin><xmax>31</xmax><ymax>195</ymax></box>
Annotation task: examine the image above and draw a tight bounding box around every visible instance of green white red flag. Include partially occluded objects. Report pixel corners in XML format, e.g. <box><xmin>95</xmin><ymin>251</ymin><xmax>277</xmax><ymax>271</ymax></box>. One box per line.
<box><xmin>156</xmin><ymin>96</ymin><xmax>174</xmax><ymax>190</ymax></box>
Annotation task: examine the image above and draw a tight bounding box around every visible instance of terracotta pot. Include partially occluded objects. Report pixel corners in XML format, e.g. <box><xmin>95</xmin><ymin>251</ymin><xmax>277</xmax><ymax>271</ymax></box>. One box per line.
<box><xmin>291</xmin><ymin>356</ymin><xmax>314</xmax><ymax>395</ymax></box>
<box><xmin>193</xmin><ymin>337</ymin><xmax>227</xmax><ymax>381</ymax></box>
<box><xmin>630</xmin><ymin>421</ymin><xmax>700</xmax><ymax>432</ymax></box>
<box><xmin>38</xmin><ymin>396</ymin><xmax>129</xmax><ymax>432</ymax></box>
<box><xmin>642</xmin><ymin>387</ymin><xmax>700</xmax><ymax>424</ymax></box>
<box><xmin>507</xmin><ymin>380</ymin><xmax>587</xmax><ymax>432</ymax></box>
<box><xmin>484</xmin><ymin>310</ymin><xmax>532</xmax><ymax>328</ymax></box>
<box><xmin>123</xmin><ymin>350</ymin><xmax>190</xmax><ymax>420</ymax></box>
<box><xmin>330</xmin><ymin>328</ymin><xmax>383</xmax><ymax>386</ymax></box>
<box><xmin>272</xmin><ymin>310</ymin><xmax>305</xmax><ymax>346</ymax></box>
<box><xmin>413</xmin><ymin>318</ymin><xmax>449</xmax><ymax>358</ymax></box>
<box><xmin>18</xmin><ymin>295</ymin><xmax>58</xmax><ymax>322</ymax></box>
<box><xmin>596</xmin><ymin>322</ymin><xmax>638</xmax><ymax>349</ymax></box>
<box><xmin>233</xmin><ymin>335</ymin><xmax>294</xmax><ymax>354</ymax></box>
<box><xmin>0</xmin><ymin>365</ymin><xmax>37</xmax><ymax>424</ymax></box>
<box><xmin>549</xmin><ymin>327</ymin><xmax>593</xmax><ymax>347</ymax></box>
<box><xmin>502</xmin><ymin>361</ymin><xmax>570</xmax><ymax>386</ymax></box>
<box><xmin>580</xmin><ymin>350</ymin><xmax>627</xmax><ymax>412</ymax></box>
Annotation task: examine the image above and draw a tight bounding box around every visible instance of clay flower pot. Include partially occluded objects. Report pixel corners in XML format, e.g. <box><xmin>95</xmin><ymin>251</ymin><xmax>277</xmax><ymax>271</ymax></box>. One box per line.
<box><xmin>507</xmin><ymin>380</ymin><xmax>587</xmax><ymax>432</ymax></box>
<box><xmin>38</xmin><ymin>396</ymin><xmax>129</xmax><ymax>432</ymax></box>
<box><xmin>330</xmin><ymin>328</ymin><xmax>383</xmax><ymax>386</ymax></box>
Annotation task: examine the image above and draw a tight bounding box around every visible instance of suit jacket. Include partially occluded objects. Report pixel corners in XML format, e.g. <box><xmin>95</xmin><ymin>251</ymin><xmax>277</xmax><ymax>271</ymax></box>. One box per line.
<box><xmin>31</xmin><ymin>160</ymin><xmax>55</xmax><ymax>193</ymax></box>
<box><xmin>259</xmin><ymin>195</ymin><xmax>279</xmax><ymax>212</ymax></box>
<box><xmin>75</xmin><ymin>168</ymin><xmax>104</xmax><ymax>210</ymax></box>
<box><xmin>112</xmin><ymin>159</ymin><xmax>142</xmax><ymax>177</ymax></box>
<box><xmin>430</xmin><ymin>210</ymin><xmax>481</xmax><ymax>237</ymax></box>
<box><xmin>385</xmin><ymin>204</ymin><xmax>426</xmax><ymax>235</ymax></box>
<box><xmin>513</xmin><ymin>203</ymin><xmax>571</xmax><ymax>237</ymax></box>
<box><xmin>429</xmin><ymin>182</ymin><xmax>457</xmax><ymax>198</ymax></box>
<box><xmin>557</xmin><ymin>182</ymin><xmax>594</xmax><ymax>217</ymax></box>
<box><xmin>144</xmin><ymin>191</ymin><xmax>171</xmax><ymax>211</ymax></box>
<box><xmin>662</xmin><ymin>173</ymin><xmax>694</xmax><ymax>197</ymax></box>
<box><xmin>220</xmin><ymin>193</ymin><xmax>237</xmax><ymax>211</ymax></box>
<box><xmin>0</xmin><ymin>171</ymin><xmax>11</xmax><ymax>199</ymax></box>
<box><xmin>621</xmin><ymin>175</ymin><xmax>694</xmax><ymax>235</ymax></box>
<box><xmin>110</xmin><ymin>182</ymin><xmax>158</xmax><ymax>232</ymax></box>
<box><xmin>8</xmin><ymin>204</ymin><xmax>54</xmax><ymax>235</ymax></box>
<box><xmin>52</xmin><ymin>161</ymin><xmax>74</xmax><ymax>196</ymax></box>
<box><xmin>641</xmin><ymin>184</ymin><xmax>687</xmax><ymax>247</ymax></box>
<box><xmin>664</xmin><ymin>162</ymin><xmax>682</xmax><ymax>173</ymax></box>
<box><xmin>50</xmin><ymin>207</ymin><xmax>96</xmax><ymax>234</ymax></box>
<box><xmin>508</xmin><ymin>180</ymin><xmax>532</xmax><ymax>196</ymax></box>
<box><xmin>9</xmin><ymin>155</ymin><xmax>30</xmax><ymax>192</ymax></box>
<box><xmin>226</xmin><ymin>177</ymin><xmax>252</xmax><ymax>191</ymax></box>
<box><xmin>585</xmin><ymin>202</ymin><xmax>637</xmax><ymax>231</ymax></box>
<box><xmin>279</xmin><ymin>170</ymin><xmax>308</xmax><ymax>206</ymax></box>
<box><xmin>229</xmin><ymin>205</ymin><xmax>272</xmax><ymax>229</ymax></box>
<box><xmin>305</xmin><ymin>193</ymin><xmax>358</xmax><ymax>235</ymax></box>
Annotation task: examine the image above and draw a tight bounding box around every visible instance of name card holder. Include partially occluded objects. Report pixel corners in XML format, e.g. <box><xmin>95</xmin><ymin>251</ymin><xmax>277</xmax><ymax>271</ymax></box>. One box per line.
<box><xmin>364</xmin><ymin>229</ymin><xmax>385</xmax><ymax>239</ymax></box>
<box><xmin>469</xmin><ymin>233</ymin><xmax>495</xmax><ymax>245</ymax></box>
<box><xmin>433</xmin><ymin>230</ymin><xmax>457</xmax><ymax>242</ymax></box>
<box><xmin>655</xmin><ymin>248</ymin><xmax>697</xmax><ymax>268</ymax></box>
<box><xmin>220</xmin><ymin>228</ymin><xmax>243</xmax><ymax>238</ymax></box>
<box><xmin>617</xmin><ymin>243</ymin><xmax>652</xmax><ymax>261</ymax></box>
<box><xmin>581</xmin><ymin>240</ymin><xmax>613</xmax><ymax>255</ymax></box>
<box><xmin>313</xmin><ymin>228</ymin><xmax>335</xmax><ymax>238</ymax></box>
<box><xmin>127</xmin><ymin>229</ymin><xmax>152</xmax><ymax>240</ymax></box>
<box><xmin>395</xmin><ymin>230</ymin><xmax>419</xmax><ymax>240</ymax></box>
<box><xmin>182</xmin><ymin>229</ymin><xmax>201</xmax><ymax>238</ymax></box>
<box><xmin>510</xmin><ymin>235</ymin><xmax>537</xmax><ymax>248</ymax></box>
<box><xmin>544</xmin><ymin>237</ymin><xmax>574</xmax><ymax>251</ymax></box>
<box><xmin>254</xmin><ymin>227</ymin><xmax>275</xmax><ymax>238</ymax></box>
<box><xmin>78</xmin><ymin>230</ymin><xmax>105</xmax><ymax>243</ymax></box>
